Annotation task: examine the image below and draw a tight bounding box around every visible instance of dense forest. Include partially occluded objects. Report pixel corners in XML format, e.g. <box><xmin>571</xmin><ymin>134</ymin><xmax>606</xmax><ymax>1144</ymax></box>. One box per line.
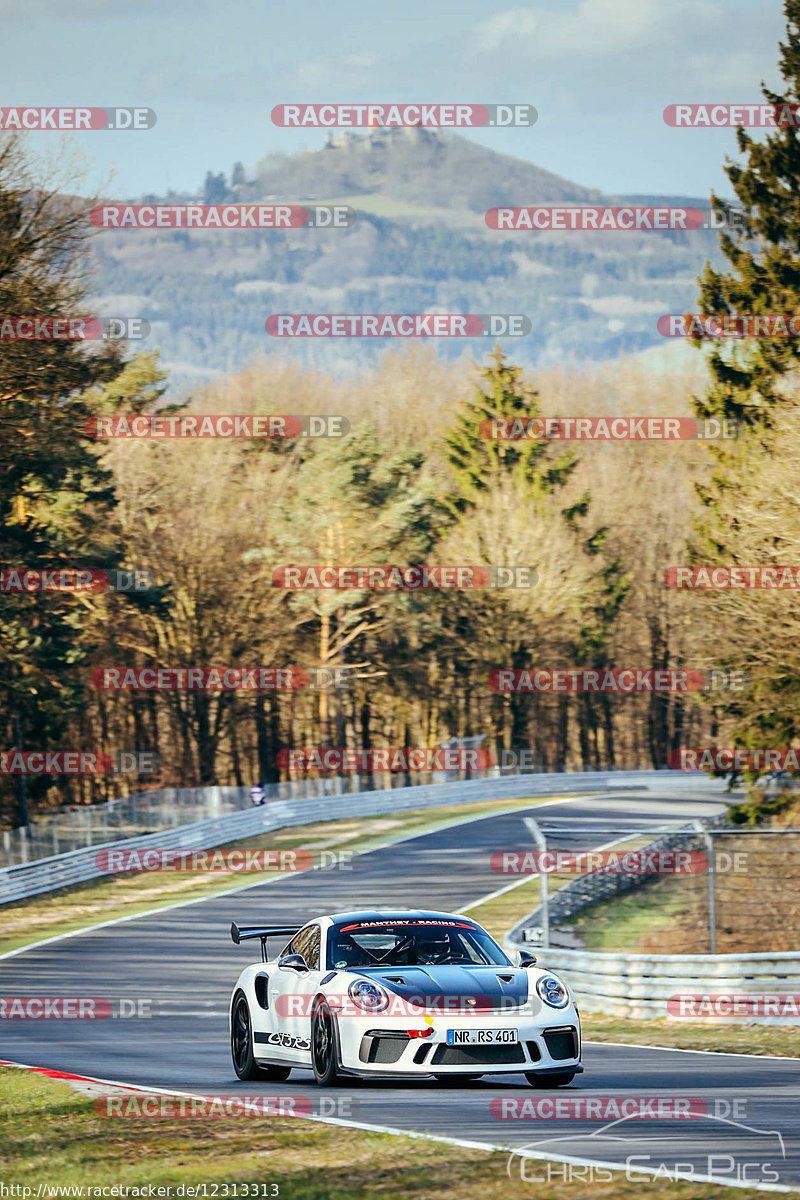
<box><xmin>4</xmin><ymin>0</ymin><xmax>800</xmax><ymax>827</ymax></box>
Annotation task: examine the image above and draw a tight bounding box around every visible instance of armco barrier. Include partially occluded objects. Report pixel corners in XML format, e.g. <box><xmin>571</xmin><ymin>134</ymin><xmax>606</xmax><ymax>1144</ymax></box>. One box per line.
<box><xmin>0</xmin><ymin>769</ymin><xmax>722</xmax><ymax>905</ymax></box>
<box><xmin>506</xmin><ymin>944</ymin><xmax>800</xmax><ymax>1024</ymax></box>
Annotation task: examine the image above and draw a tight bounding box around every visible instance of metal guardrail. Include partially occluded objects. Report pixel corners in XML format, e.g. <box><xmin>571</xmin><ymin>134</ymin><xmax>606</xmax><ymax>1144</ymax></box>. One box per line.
<box><xmin>0</xmin><ymin>769</ymin><xmax>721</xmax><ymax>905</ymax></box>
<box><xmin>508</xmin><ymin>944</ymin><xmax>800</xmax><ymax>1024</ymax></box>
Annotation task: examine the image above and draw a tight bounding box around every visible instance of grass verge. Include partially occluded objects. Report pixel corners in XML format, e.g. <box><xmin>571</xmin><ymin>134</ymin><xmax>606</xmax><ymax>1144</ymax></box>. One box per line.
<box><xmin>581</xmin><ymin>1012</ymin><xmax>800</xmax><ymax>1057</ymax></box>
<box><xmin>0</xmin><ymin>1067</ymin><xmax>773</xmax><ymax>1199</ymax></box>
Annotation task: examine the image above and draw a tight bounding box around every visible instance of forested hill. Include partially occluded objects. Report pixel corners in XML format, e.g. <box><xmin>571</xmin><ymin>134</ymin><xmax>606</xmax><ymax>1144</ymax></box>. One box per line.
<box><xmin>90</xmin><ymin>129</ymin><xmax>720</xmax><ymax>392</ymax></box>
<box><xmin>247</xmin><ymin>127</ymin><xmax>608</xmax><ymax>211</ymax></box>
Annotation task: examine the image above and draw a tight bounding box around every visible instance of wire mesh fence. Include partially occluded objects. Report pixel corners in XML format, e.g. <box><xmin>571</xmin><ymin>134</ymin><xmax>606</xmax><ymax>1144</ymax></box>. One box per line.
<box><xmin>512</xmin><ymin>820</ymin><xmax>800</xmax><ymax>955</ymax></box>
<box><xmin>0</xmin><ymin>773</ymin><xmax>393</xmax><ymax>867</ymax></box>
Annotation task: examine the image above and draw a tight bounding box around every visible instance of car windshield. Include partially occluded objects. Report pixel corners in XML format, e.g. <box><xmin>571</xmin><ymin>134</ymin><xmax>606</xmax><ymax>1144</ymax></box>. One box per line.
<box><xmin>329</xmin><ymin>920</ymin><xmax>511</xmax><ymax>969</ymax></box>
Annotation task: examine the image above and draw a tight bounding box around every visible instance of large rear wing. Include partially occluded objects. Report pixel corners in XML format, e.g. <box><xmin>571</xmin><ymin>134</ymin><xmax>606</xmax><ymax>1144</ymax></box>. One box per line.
<box><xmin>230</xmin><ymin>922</ymin><xmax>301</xmax><ymax>962</ymax></box>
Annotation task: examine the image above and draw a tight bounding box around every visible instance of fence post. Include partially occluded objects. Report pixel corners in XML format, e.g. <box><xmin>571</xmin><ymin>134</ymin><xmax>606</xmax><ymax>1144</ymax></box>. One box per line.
<box><xmin>693</xmin><ymin>819</ymin><xmax>716</xmax><ymax>954</ymax></box>
<box><xmin>523</xmin><ymin>817</ymin><xmax>549</xmax><ymax>948</ymax></box>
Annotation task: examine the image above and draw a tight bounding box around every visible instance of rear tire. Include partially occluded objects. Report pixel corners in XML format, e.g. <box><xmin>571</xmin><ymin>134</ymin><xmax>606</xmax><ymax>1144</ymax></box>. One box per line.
<box><xmin>231</xmin><ymin>991</ymin><xmax>292</xmax><ymax>1081</ymax></box>
<box><xmin>525</xmin><ymin>1071</ymin><xmax>576</xmax><ymax>1087</ymax></box>
<box><xmin>311</xmin><ymin>998</ymin><xmax>340</xmax><ymax>1086</ymax></box>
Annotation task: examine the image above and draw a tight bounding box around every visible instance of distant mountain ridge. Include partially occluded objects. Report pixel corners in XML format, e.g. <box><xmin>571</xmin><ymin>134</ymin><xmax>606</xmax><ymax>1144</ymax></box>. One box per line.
<box><xmin>91</xmin><ymin>130</ymin><xmax>723</xmax><ymax>392</ymax></box>
<box><xmin>241</xmin><ymin>128</ymin><xmax>609</xmax><ymax>212</ymax></box>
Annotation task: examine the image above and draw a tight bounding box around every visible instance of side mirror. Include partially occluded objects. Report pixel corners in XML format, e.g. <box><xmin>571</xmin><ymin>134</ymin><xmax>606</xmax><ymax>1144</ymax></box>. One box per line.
<box><xmin>278</xmin><ymin>953</ymin><xmax>309</xmax><ymax>973</ymax></box>
<box><xmin>517</xmin><ymin>950</ymin><xmax>537</xmax><ymax>968</ymax></box>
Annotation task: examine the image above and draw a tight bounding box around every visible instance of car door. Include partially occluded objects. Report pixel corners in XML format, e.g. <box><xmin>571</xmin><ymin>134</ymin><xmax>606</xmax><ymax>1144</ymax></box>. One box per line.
<box><xmin>282</xmin><ymin>923</ymin><xmax>323</xmax><ymax>1055</ymax></box>
<box><xmin>269</xmin><ymin>924</ymin><xmax>321</xmax><ymax>1058</ymax></box>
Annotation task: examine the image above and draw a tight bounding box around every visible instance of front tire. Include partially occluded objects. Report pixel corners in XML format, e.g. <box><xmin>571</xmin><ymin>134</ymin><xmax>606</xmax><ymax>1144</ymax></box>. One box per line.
<box><xmin>311</xmin><ymin>998</ymin><xmax>340</xmax><ymax>1086</ymax></box>
<box><xmin>526</xmin><ymin>1071</ymin><xmax>576</xmax><ymax>1087</ymax></box>
<box><xmin>231</xmin><ymin>991</ymin><xmax>292</xmax><ymax>1082</ymax></box>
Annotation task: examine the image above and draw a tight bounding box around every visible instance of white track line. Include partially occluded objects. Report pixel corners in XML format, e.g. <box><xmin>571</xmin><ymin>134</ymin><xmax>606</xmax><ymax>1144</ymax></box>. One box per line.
<box><xmin>583</xmin><ymin>1038</ymin><xmax>800</xmax><ymax>1062</ymax></box>
<box><xmin>0</xmin><ymin>1058</ymin><xmax>794</xmax><ymax>1194</ymax></box>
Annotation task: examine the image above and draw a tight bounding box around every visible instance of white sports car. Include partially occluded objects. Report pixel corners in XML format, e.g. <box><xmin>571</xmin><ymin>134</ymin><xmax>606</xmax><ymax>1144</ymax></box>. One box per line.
<box><xmin>229</xmin><ymin>908</ymin><xmax>582</xmax><ymax>1086</ymax></box>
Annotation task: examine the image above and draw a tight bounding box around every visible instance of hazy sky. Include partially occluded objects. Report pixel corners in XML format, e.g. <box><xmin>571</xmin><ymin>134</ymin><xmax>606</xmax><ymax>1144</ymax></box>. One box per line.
<box><xmin>0</xmin><ymin>0</ymin><xmax>788</xmax><ymax>199</ymax></box>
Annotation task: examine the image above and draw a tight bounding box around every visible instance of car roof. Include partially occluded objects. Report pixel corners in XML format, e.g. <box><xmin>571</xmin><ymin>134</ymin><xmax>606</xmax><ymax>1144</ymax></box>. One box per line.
<box><xmin>327</xmin><ymin>909</ymin><xmax>479</xmax><ymax>927</ymax></box>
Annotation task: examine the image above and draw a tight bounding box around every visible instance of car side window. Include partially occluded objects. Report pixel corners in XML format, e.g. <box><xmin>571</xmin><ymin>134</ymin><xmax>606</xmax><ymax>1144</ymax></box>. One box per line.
<box><xmin>292</xmin><ymin>924</ymin><xmax>320</xmax><ymax>969</ymax></box>
<box><xmin>305</xmin><ymin>925</ymin><xmax>321</xmax><ymax>970</ymax></box>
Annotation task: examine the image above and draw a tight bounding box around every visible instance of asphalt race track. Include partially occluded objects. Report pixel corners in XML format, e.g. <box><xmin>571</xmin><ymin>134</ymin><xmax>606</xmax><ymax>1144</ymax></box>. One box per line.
<box><xmin>2</xmin><ymin>789</ymin><xmax>798</xmax><ymax>1190</ymax></box>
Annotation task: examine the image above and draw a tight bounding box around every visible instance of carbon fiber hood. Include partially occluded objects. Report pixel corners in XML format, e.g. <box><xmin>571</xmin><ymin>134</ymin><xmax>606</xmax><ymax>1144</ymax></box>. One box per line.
<box><xmin>356</xmin><ymin>964</ymin><xmax>530</xmax><ymax>1011</ymax></box>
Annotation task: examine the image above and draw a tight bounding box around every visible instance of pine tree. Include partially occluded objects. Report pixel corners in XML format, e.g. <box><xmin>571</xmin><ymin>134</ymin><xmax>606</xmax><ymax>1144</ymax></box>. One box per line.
<box><xmin>688</xmin><ymin>2</ymin><xmax>800</xmax><ymax>781</ymax></box>
<box><xmin>443</xmin><ymin>344</ymin><xmax>576</xmax><ymax>515</ymax></box>
<box><xmin>443</xmin><ymin>347</ymin><xmax>630</xmax><ymax>769</ymax></box>
<box><xmin>0</xmin><ymin>134</ymin><xmax>163</xmax><ymax>825</ymax></box>
<box><xmin>694</xmin><ymin>0</ymin><xmax>800</xmax><ymax>432</ymax></box>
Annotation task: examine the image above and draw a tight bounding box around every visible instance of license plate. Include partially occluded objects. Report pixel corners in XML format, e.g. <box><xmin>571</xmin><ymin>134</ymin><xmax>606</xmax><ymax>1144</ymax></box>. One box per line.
<box><xmin>446</xmin><ymin>1028</ymin><xmax>518</xmax><ymax>1045</ymax></box>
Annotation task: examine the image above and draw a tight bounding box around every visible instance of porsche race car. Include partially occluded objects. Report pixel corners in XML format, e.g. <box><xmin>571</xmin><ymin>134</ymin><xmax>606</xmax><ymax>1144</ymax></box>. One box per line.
<box><xmin>229</xmin><ymin>909</ymin><xmax>582</xmax><ymax>1086</ymax></box>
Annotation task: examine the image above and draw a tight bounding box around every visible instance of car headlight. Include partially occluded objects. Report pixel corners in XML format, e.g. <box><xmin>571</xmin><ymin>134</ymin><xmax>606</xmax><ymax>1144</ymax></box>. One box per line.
<box><xmin>348</xmin><ymin>979</ymin><xmax>390</xmax><ymax>1012</ymax></box>
<box><xmin>536</xmin><ymin>975</ymin><xmax>569</xmax><ymax>1009</ymax></box>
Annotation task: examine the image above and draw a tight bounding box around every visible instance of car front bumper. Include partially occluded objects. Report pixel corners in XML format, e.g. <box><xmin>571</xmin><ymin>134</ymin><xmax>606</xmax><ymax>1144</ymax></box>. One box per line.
<box><xmin>335</xmin><ymin>1011</ymin><xmax>581</xmax><ymax>1076</ymax></box>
